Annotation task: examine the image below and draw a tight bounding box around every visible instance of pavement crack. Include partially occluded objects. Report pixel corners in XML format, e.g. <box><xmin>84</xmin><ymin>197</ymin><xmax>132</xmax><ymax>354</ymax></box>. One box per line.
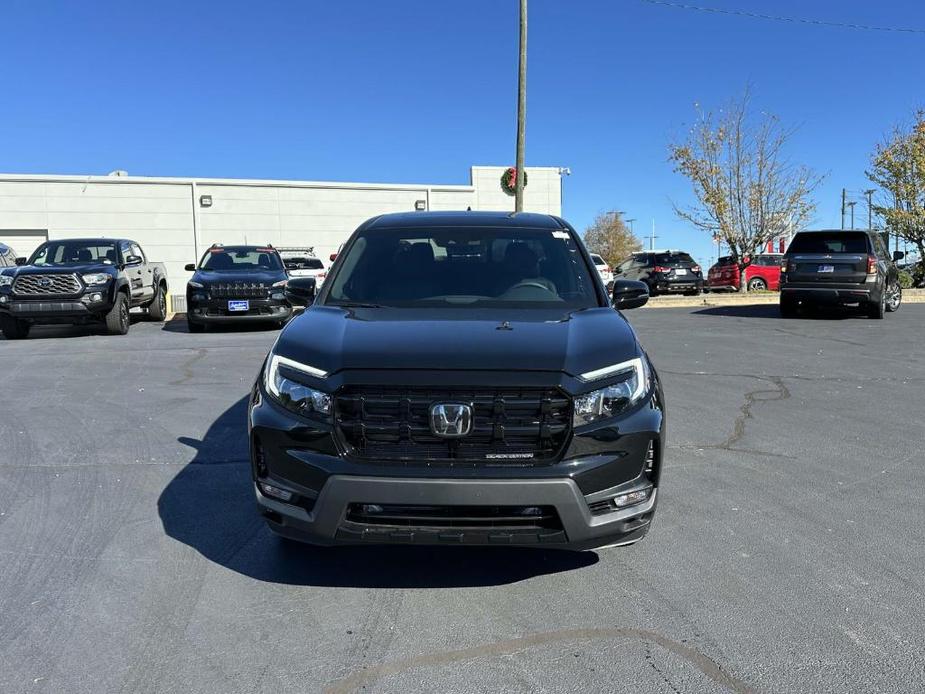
<box><xmin>661</xmin><ymin>371</ymin><xmax>791</xmax><ymax>452</ymax></box>
<box><xmin>170</xmin><ymin>348</ymin><xmax>209</xmax><ymax>385</ymax></box>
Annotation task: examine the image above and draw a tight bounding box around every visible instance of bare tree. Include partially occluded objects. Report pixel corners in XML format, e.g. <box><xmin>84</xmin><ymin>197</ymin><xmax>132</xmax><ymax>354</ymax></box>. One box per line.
<box><xmin>669</xmin><ymin>91</ymin><xmax>823</xmax><ymax>291</ymax></box>
<box><xmin>583</xmin><ymin>211</ymin><xmax>642</xmax><ymax>267</ymax></box>
<box><xmin>868</xmin><ymin>110</ymin><xmax>925</xmax><ymax>286</ymax></box>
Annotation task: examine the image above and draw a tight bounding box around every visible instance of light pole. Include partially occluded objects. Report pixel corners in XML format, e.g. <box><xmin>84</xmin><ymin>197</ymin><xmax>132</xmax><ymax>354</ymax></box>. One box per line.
<box><xmin>557</xmin><ymin>167</ymin><xmax>571</xmax><ymax>212</ymax></box>
<box><xmin>514</xmin><ymin>0</ymin><xmax>527</xmax><ymax>213</ymax></box>
<box><xmin>625</xmin><ymin>218</ymin><xmax>636</xmax><ymax>235</ymax></box>
<box><xmin>847</xmin><ymin>201</ymin><xmax>857</xmax><ymax>230</ymax></box>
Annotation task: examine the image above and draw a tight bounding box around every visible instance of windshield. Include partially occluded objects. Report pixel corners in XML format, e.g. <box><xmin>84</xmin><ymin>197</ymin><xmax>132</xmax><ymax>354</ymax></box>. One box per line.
<box><xmin>199</xmin><ymin>246</ymin><xmax>283</xmax><ymax>271</ymax></box>
<box><xmin>787</xmin><ymin>232</ymin><xmax>870</xmax><ymax>254</ymax></box>
<box><xmin>29</xmin><ymin>241</ymin><xmax>118</xmax><ymax>266</ymax></box>
<box><xmin>325</xmin><ymin>227</ymin><xmax>600</xmax><ymax>309</ymax></box>
<box><xmin>654</xmin><ymin>252</ymin><xmax>696</xmax><ymax>265</ymax></box>
<box><xmin>283</xmin><ymin>257</ymin><xmax>324</xmax><ymax>270</ymax></box>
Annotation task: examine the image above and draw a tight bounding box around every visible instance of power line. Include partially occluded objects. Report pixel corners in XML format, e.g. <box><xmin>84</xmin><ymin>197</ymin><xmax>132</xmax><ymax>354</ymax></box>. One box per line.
<box><xmin>637</xmin><ymin>0</ymin><xmax>925</xmax><ymax>35</ymax></box>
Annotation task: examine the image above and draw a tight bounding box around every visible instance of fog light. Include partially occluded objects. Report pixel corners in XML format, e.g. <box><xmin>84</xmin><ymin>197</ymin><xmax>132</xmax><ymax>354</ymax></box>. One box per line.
<box><xmin>0</xmin><ymin>295</ymin><xmax>7</xmax><ymax>304</ymax></box>
<box><xmin>613</xmin><ymin>487</ymin><xmax>652</xmax><ymax>508</ymax></box>
<box><xmin>361</xmin><ymin>504</ymin><xmax>384</xmax><ymax>514</ymax></box>
<box><xmin>259</xmin><ymin>482</ymin><xmax>293</xmax><ymax>502</ymax></box>
<box><xmin>271</xmin><ymin>292</ymin><xmax>285</xmax><ymax>300</ymax></box>
<box><xmin>91</xmin><ymin>293</ymin><xmax>102</xmax><ymax>302</ymax></box>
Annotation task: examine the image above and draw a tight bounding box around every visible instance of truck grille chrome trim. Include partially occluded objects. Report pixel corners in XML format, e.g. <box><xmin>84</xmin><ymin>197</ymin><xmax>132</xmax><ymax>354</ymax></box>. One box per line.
<box><xmin>208</xmin><ymin>282</ymin><xmax>270</xmax><ymax>299</ymax></box>
<box><xmin>13</xmin><ymin>273</ymin><xmax>82</xmax><ymax>296</ymax></box>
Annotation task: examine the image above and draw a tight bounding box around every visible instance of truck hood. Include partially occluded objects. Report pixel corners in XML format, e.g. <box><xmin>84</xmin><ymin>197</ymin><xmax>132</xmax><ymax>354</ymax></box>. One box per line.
<box><xmin>192</xmin><ymin>269</ymin><xmax>288</xmax><ymax>285</ymax></box>
<box><xmin>273</xmin><ymin>306</ymin><xmax>641</xmax><ymax>377</ymax></box>
<box><xmin>7</xmin><ymin>263</ymin><xmax>116</xmax><ymax>277</ymax></box>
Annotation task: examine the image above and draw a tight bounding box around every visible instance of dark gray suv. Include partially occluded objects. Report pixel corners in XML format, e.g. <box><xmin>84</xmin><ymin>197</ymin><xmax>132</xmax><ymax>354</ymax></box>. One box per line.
<box><xmin>780</xmin><ymin>230</ymin><xmax>903</xmax><ymax>319</ymax></box>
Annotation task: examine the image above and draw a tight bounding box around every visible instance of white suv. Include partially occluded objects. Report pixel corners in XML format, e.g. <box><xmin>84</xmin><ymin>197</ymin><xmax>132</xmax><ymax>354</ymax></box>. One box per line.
<box><xmin>279</xmin><ymin>249</ymin><xmax>327</xmax><ymax>286</ymax></box>
<box><xmin>590</xmin><ymin>253</ymin><xmax>613</xmax><ymax>285</ymax></box>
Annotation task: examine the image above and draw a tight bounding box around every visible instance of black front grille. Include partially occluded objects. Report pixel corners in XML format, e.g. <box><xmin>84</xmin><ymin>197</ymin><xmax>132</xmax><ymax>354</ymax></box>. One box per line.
<box><xmin>208</xmin><ymin>282</ymin><xmax>270</xmax><ymax>299</ymax></box>
<box><xmin>13</xmin><ymin>273</ymin><xmax>82</xmax><ymax>296</ymax></box>
<box><xmin>345</xmin><ymin>504</ymin><xmax>562</xmax><ymax>530</ymax></box>
<box><xmin>335</xmin><ymin>386</ymin><xmax>571</xmax><ymax>463</ymax></box>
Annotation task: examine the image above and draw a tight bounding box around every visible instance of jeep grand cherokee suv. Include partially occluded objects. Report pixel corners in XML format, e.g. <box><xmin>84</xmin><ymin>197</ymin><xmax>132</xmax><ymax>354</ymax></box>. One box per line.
<box><xmin>185</xmin><ymin>244</ymin><xmax>291</xmax><ymax>332</ymax></box>
<box><xmin>779</xmin><ymin>230</ymin><xmax>903</xmax><ymax>319</ymax></box>
<box><xmin>248</xmin><ymin>211</ymin><xmax>664</xmax><ymax>550</ymax></box>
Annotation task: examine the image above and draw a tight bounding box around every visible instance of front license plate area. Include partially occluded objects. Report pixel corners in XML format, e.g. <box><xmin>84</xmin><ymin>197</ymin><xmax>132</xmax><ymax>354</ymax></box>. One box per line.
<box><xmin>228</xmin><ymin>300</ymin><xmax>249</xmax><ymax>312</ymax></box>
<box><xmin>818</xmin><ymin>265</ymin><xmax>835</xmax><ymax>273</ymax></box>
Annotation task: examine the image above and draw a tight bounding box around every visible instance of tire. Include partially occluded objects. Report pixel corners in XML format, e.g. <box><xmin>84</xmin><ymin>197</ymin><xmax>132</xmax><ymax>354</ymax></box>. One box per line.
<box><xmin>147</xmin><ymin>284</ymin><xmax>167</xmax><ymax>321</ymax></box>
<box><xmin>748</xmin><ymin>277</ymin><xmax>767</xmax><ymax>291</ymax></box>
<box><xmin>105</xmin><ymin>292</ymin><xmax>130</xmax><ymax>335</ymax></box>
<box><xmin>780</xmin><ymin>298</ymin><xmax>798</xmax><ymax>318</ymax></box>
<box><xmin>0</xmin><ymin>315</ymin><xmax>30</xmax><ymax>339</ymax></box>
<box><xmin>885</xmin><ymin>282</ymin><xmax>902</xmax><ymax>313</ymax></box>
<box><xmin>867</xmin><ymin>292</ymin><xmax>885</xmax><ymax>320</ymax></box>
<box><xmin>187</xmin><ymin>319</ymin><xmax>205</xmax><ymax>333</ymax></box>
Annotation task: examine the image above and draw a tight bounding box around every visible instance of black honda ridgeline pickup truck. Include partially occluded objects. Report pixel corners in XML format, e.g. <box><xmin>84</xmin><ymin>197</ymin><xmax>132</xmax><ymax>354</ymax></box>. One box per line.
<box><xmin>0</xmin><ymin>238</ymin><xmax>167</xmax><ymax>339</ymax></box>
<box><xmin>249</xmin><ymin>212</ymin><xmax>664</xmax><ymax>551</ymax></box>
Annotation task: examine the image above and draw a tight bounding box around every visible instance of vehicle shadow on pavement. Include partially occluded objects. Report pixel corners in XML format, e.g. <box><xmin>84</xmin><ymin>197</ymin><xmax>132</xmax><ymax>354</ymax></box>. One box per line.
<box><xmin>161</xmin><ymin>315</ymin><xmax>282</xmax><ymax>334</ymax></box>
<box><xmin>693</xmin><ymin>304</ymin><xmax>867</xmax><ymax>320</ymax></box>
<box><xmin>157</xmin><ymin>397</ymin><xmax>598</xmax><ymax>588</ymax></box>
<box><xmin>0</xmin><ymin>314</ymin><xmax>149</xmax><ymax>340</ymax></box>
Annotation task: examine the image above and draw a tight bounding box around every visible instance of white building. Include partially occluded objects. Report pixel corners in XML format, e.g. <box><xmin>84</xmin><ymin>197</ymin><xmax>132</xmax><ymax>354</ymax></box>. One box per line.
<box><xmin>0</xmin><ymin>165</ymin><xmax>563</xmax><ymax>305</ymax></box>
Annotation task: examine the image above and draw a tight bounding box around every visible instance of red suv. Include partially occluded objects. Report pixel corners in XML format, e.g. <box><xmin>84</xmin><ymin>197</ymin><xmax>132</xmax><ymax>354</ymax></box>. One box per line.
<box><xmin>708</xmin><ymin>253</ymin><xmax>783</xmax><ymax>292</ymax></box>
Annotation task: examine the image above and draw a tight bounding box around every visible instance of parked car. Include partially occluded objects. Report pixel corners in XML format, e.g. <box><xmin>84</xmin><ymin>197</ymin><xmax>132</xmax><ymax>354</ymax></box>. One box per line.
<box><xmin>779</xmin><ymin>229</ymin><xmax>903</xmax><ymax>319</ymax></box>
<box><xmin>589</xmin><ymin>253</ymin><xmax>613</xmax><ymax>285</ymax></box>
<box><xmin>248</xmin><ymin>211</ymin><xmax>663</xmax><ymax>551</ymax></box>
<box><xmin>279</xmin><ymin>248</ymin><xmax>327</xmax><ymax>286</ymax></box>
<box><xmin>0</xmin><ymin>243</ymin><xmax>18</xmax><ymax>267</ymax></box>
<box><xmin>185</xmin><ymin>244</ymin><xmax>291</xmax><ymax>332</ymax></box>
<box><xmin>614</xmin><ymin>250</ymin><xmax>702</xmax><ymax>296</ymax></box>
<box><xmin>0</xmin><ymin>238</ymin><xmax>167</xmax><ymax>339</ymax></box>
<box><xmin>708</xmin><ymin>253</ymin><xmax>783</xmax><ymax>292</ymax></box>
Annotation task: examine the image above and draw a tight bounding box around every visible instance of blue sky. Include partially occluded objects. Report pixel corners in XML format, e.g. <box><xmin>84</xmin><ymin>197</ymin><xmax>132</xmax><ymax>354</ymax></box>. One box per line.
<box><xmin>1</xmin><ymin>0</ymin><xmax>923</xmax><ymax>265</ymax></box>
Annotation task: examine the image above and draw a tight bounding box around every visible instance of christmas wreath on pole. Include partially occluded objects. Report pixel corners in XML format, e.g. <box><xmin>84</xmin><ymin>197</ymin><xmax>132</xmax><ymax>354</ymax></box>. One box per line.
<box><xmin>500</xmin><ymin>167</ymin><xmax>527</xmax><ymax>196</ymax></box>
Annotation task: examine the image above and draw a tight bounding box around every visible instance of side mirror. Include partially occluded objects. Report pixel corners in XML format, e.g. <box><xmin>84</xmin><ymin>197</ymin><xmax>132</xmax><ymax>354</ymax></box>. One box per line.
<box><xmin>893</xmin><ymin>251</ymin><xmax>905</xmax><ymax>262</ymax></box>
<box><xmin>612</xmin><ymin>279</ymin><xmax>649</xmax><ymax>310</ymax></box>
<box><xmin>285</xmin><ymin>277</ymin><xmax>316</xmax><ymax>306</ymax></box>
<box><xmin>184</xmin><ymin>263</ymin><xmax>196</xmax><ymax>272</ymax></box>
<box><xmin>125</xmin><ymin>254</ymin><xmax>143</xmax><ymax>267</ymax></box>
<box><xmin>15</xmin><ymin>257</ymin><xmax>26</xmax><ymax>266</ymax></box>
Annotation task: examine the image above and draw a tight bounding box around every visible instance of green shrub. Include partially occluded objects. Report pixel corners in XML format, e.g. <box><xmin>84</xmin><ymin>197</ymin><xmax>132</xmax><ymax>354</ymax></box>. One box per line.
<box><xmin>898</xmin><ymin>270</ymin><xmax>914</xmax><ymax>289</ymax></box>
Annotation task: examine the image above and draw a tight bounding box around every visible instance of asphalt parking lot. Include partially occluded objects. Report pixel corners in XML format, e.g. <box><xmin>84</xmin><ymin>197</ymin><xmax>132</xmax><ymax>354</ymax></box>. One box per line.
<box><xmin>2</xmin><ymin>306</ymin><xmax>924</xmax><ymax>694</ymax></box>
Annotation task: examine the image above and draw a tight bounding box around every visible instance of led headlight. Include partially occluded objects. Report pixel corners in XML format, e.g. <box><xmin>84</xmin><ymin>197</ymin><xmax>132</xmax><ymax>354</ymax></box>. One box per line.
<box><xmin>263</xmin><ymin>353</ymin><xmax>331</xmax><ymax>417</ymax></box>
<box><xmin>574</xmin><ymin>357</ymin><xmax>651</xmax><ymax>426</ymax></box>
<box><xmin>271</xmin><ymin>280</ymin><xmax>288</xmax><ymax>288</ymax></box>
<box><xmin>0</xmin><ymin>274</ymin><xmax>12</xmax><ymax>287</ymax></box>
<box><xmin>188</xmin><ymin>280</ymin><xmax>204</xmax><ymax>289</ymax></box>
<box><xmin>81</xmin><ymin>273</ymin><xmax>112</xmax><ymax>285</ymax></box>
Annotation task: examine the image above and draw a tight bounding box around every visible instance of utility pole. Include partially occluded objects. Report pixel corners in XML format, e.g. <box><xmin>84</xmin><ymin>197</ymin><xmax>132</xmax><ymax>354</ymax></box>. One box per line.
<box><xmin>647</xmin><ymin>219</ymin><xmax>658</xmax><ymax>250</ymax></box>
<box><xmin>847</xmin><ymin>201</ymin><xmax>856</xmax><ymax>230</ymax></box>
<box><xmin>864</xmin><ymin>189</ymin><xmax>875</xmax><ymax>230</ymax></box>
<box><xmin>841</xmin><ymin>188</ymin><xmax>846</xmax><ymax>230</ymax></box>
<box><xmin>514</xmin><ymin>0</ymin><xmax>527</xmax><ymax>213</ymax></box>
<box><xmin>626</xmin><ymin>218</ymin><xmax>636</xmax><ymax>235</ymax></box>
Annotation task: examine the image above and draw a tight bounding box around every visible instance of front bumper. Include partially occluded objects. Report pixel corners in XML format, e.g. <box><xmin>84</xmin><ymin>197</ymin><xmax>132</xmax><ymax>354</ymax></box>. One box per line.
<box><xmin>248</xmin><ymin>369</ymin><xmax>665</xmax><ymax>550</ymax></box>
<box><xmin>0</xmin><ymin>291</ymin><xmax>113</xmax><ymax>321</ymax></box>
<box><xmin>257</xmin><ymin>476</ymin><xmax>656</xmax><ymax>550</ymax></box>
<box><xmin>187</xmin><ymin>299</ymin><xmax>291</xmax><ymax>323</ymax></box>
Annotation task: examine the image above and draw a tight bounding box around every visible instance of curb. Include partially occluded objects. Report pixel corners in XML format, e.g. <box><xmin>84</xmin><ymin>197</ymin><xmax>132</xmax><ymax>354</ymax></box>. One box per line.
<box><xmin>643</xmin><ymin>288</ymin><xmax>925</xmax><ymax>309</ymax></box>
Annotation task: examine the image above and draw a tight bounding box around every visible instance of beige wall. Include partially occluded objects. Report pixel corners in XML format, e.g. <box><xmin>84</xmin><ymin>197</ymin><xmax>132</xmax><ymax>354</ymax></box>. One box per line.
<box><xmin>0</xmin><ymin>166</ymin><xmax>562</xmax><ymax>296</ymax></box>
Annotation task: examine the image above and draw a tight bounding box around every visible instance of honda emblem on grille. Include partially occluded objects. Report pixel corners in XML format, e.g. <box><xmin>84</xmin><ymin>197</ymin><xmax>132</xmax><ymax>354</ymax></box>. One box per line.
<box><xmin>429</xmin><ymin>403</ymin><xmax>473</xmax><ymax>438</ymax></box>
